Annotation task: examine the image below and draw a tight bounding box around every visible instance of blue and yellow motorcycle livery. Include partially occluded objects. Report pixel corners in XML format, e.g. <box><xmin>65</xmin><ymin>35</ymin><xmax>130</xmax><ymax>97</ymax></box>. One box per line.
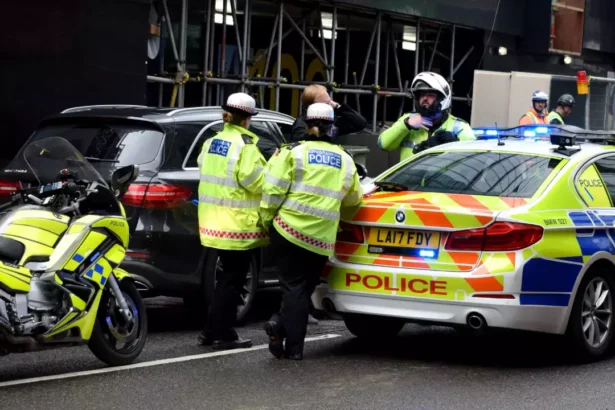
<box><xmin>0</xmin><ymin>137</ymin><xmax>147</xmax><ymax>366</ymax></box>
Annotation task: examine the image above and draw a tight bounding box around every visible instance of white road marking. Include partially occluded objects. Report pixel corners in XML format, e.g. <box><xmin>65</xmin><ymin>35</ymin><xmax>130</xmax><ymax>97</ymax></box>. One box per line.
<box><xmin>0</xmin><ymin>333</ymin><xmax>342</xmax><ymax>388</ymax></box>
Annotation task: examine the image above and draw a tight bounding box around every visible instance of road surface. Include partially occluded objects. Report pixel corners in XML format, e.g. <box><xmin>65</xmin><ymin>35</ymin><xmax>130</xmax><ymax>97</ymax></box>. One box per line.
<box><xmin>1</xmin><ymin>294</ymin><xmax>614</xmax><ymax>409</ymax></box>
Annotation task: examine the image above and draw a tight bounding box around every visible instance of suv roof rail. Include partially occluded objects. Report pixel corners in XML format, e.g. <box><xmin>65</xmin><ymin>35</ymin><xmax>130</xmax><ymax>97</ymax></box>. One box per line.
<box><xmin>166</xmin><ymin>107</ymin><xmax>218</xmax><ymax>116</ymax></box>
<box><xmin>61</xmin><ymin>104</ymin><xmax>149</xmax><ymax>114</ymax></box>
<box><xmin>166</xmin><ymin>106</ymin><xmax>295</xmax><ymax>120</ymax></box>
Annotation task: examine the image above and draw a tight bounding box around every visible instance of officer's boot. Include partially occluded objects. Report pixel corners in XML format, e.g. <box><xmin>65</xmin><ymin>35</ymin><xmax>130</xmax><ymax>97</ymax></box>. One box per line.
<box><xmin>284</xmin><ymin>341</ymin><xmax>303</xmax><ymax>361</ymax></box>
<box><xmin>263</xmin><ymin>314</ymin><xmax>285</xmax><ymax>359</ymax></box>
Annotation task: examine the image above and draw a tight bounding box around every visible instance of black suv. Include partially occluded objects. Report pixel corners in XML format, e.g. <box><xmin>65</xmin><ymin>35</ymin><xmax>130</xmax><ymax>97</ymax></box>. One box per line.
<box><xmin>1</xmin><ymin>105</ymin><xmax>305</xmax><ymax>322</ymax></box>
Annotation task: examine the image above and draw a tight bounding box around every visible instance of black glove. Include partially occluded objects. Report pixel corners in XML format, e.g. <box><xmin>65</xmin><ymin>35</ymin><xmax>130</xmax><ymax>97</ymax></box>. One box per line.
<box><xmin>412</xmin><ymin>130</ymin><xmax>459</xmax><ymax>154</ymax></box>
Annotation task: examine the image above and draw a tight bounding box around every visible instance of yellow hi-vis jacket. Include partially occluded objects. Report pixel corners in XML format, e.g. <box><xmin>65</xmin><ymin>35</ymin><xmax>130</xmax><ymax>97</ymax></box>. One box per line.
<box><xmin>546</xmin><ymin>111</ymin><xmax>565</xmax><ymax>124</ymax></box>
<box><xmin>378</xmin><ymin>113</ymin><xmax>475</xmax><ymax>162</ymax></box>
<box><xmin>197</xmin><ymin>123</ymin><xmax>268</xmax><ymax>250</ymax></box>
<box><xmin>260</xmin><ymin>138</ymin><xmax>363</xmax><ymax>256</ymax></box>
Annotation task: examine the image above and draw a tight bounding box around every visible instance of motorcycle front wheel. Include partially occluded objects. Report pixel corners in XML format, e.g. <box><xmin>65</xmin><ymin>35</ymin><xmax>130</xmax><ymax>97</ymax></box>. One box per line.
<box><xmin>88</xmin><ymin>280</ymin><xmax>148</xmax><ymax>366</ymax></box>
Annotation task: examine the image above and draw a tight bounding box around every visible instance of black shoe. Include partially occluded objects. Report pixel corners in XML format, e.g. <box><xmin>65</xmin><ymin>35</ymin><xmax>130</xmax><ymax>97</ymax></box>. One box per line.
<box><xmin>263</xmin><ymin>320</ymin><xmax>284</xmax><ymax>359</ymax></box>
<box><xmin>284</xmin><ymin>344</ymin><xmax>303</xmax><ymax>361</ymax></box>
<box><xmin>197</xmin><ymin>332</ymin><xmax>213</xmax><ymax>346</ymax></box>
<box><xmin>212</xmin><ymin>337</ymin><xmax>253</xmax><ymax>351</ymax></box>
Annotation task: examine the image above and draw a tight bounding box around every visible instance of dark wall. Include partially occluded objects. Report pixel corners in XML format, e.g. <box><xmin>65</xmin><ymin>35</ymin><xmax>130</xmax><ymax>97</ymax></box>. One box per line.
<box><xmin>0</xmin><ymin>0</ymin><xmax>151</xmax><ymax>163</ymax></box>
<box><xmin>337</xmin><ymin>0</ymin><xmax>525</xmax><ymax>36</ymax></box>
<box><xmin>584</xmin><ymin>0</ymin><xmax>615</xmax><ymax>54</ymax></box>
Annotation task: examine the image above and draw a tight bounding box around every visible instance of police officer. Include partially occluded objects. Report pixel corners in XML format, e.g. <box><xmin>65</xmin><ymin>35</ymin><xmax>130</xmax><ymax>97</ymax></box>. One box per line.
<box><xmin>197</xmin><ymin>92</ymin><xmax>268</xmax><ymax>350</ymax></box>
<box><xmin>260</xmin><ymin>103</ymin><xmax>363</xmax><ymax>360</ymax></box>
<box><xmin>378</xmin><ymin>71</ymin><xmax>475</xmax><ymax>161</ymax></box>
<box><xmin>290</xmin><ymin>84</ymin><xmax>367</xmax><ymax>142</ymax></box>
<box><xmin>547</xmin><ymin>94</ymin><xmax>575</xmax><ymax>125</ymax></box>
<box><xmin>519</xmin><ymin>90</ymin><xmax>549</xmax><ymax>125</ymax></box>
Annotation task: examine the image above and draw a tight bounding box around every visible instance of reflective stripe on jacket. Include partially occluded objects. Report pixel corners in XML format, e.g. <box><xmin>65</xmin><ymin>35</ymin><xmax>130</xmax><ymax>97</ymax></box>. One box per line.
<box><xmin>546</xmin><ymin>111</ymin><xmax>564</xmax><ymax>125</ymax></box>
<box><xmin>197</xmin><ymin>123</ymin><xmax>268</xmax><ymax>250</ymax></box>
<box><xmin>519</xmin><ymin>109</ymin><xmax>547</xmax><ymax>125</ymax></box>
<box><xmin>260</xmin><ymin>138</ymin><xmax>363</xmax><ymax>256</ymax></box>
<box><xmin>377</xmin><ymin>113</ymin><xmax>476</xmax><ymax>162</ymax></box>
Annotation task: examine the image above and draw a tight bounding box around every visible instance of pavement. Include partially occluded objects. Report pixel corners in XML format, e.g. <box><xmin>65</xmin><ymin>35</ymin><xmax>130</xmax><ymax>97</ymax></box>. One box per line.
<box><xmin>2</xmin><ymin>293</ymin><xmax>615</xmax><ymax>410</ymax></box>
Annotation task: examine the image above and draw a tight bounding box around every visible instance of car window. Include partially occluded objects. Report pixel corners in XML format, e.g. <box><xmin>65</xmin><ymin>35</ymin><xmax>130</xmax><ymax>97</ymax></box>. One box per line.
<box><xmin>29</xmin><ymin>119</ymin><xmax>164</xmax><ymax>166</ymax></box>
<box><xmin>184</xmin><ymin>122</ymin><xmax>224</xmax><ymax>168</ymax></box>
<box><xmin>251</xmin><ymin>121</ymin><xmax>283</xmax><ymax>161</ymax></box>
<box><xmin>593</xmin><ymin>156</ymin><xmax>615</xmax><ymax>205</ymax></box>
<box><xmin>166</xmin><ymin>122</ymin><xmax>211</xmax><ymax>169</ymax></box>
<box><xmin>381</xmin><ymin>151</ymin><xmax>563</xmax><ymax>198</ymax></box>
<box><xmin>276</xmin><ymin>122</ymin><xmax>293</xmax><ymax>143</ymax></box>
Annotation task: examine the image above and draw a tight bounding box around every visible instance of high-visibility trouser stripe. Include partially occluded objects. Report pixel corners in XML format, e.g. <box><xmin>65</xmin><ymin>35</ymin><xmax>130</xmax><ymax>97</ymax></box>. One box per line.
<box><xmin>274</xmin><ymin>215</ymin><xmax>334</xmax><ymax>251</ymax></box>
<box><xmin>200</xmin><ymin>173</ymin><xmax>239</xmax><ymax>188</ymax></box>
<box><xmin>262</xmin><ymin>194</ymin><xmax>284</xmax><ymax>206</ymax></box>
<box><xmin>265</xmin><ymin>174</ymin><xmax>291</xmax><ymax>191</ymax></box>
<box><xmin>198</xmin><ymin>195</ymin><xmax>259</xmax><ymax>208</ymax></box>
<box><xmin>290</xmin><ymin>182</ymin><xmax>344</xmax><ymax>200</ymax></box>
<box><xmin>239</xmin><ymin>165</ymin><xmax>264</xmax><ymax>188</ymax></box>
<box><xmin>283</xmin><ymin>199</ymin><xmax>339</xmax><ymax>220</ymax></box>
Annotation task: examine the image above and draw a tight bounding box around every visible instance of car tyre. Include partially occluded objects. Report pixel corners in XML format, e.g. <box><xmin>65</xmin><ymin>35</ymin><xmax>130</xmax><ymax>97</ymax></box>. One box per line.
<box><xmin>343</xmin><ymin>313</ymin><xmax>405</xmax><ymax>339</ymax></box>
<box><xmin>566</xmin><ymin>267</ymin><xmax>615</xmax><ymax>362</ymax></box>
<box><xmin>204</xmin><ymin>249</ymin><xmax>259</xmax><ymax>325</ymax></box>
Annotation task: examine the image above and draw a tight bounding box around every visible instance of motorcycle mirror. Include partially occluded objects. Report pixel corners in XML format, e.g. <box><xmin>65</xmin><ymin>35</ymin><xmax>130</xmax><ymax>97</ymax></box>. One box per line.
<box><xmin>354</xmin><ymin>162</ymin><xmax>368</xmax><ymax>181</ymax></box>
<box><xmin>111</xmin><ymin>165</ymin><xmax>139</xmax><ymax>195</ymax></box>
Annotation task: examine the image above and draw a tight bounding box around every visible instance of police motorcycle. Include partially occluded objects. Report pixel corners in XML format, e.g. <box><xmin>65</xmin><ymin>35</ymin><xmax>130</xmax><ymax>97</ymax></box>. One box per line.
<box><xmin>0</xmin><ymin>136</ymin><xmax>147</xmax><ymax>366</ymax></box>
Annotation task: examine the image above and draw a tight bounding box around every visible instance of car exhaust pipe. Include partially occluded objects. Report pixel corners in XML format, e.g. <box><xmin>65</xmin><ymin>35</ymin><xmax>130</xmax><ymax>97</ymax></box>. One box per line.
<box><xmin>466</xmin><ymin>312</ymin><xmax>487</xmax><ymax>330</ymax></box>
<box><xmin>322</xmin><ymin>298</ymin><xmax>336</xmax><ymax>314</ymax></box>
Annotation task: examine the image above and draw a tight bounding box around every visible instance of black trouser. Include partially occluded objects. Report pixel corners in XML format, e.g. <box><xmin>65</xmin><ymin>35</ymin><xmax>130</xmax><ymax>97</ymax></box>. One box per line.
<box><xmin>270</xmin><ymin>228</ymin><xmax>328</xmax><ymax>354</ymax></box>
<box><xmin>205</xmin><ymin>249</ymin><xmax>251</xmax><ymax>341</ymax></box>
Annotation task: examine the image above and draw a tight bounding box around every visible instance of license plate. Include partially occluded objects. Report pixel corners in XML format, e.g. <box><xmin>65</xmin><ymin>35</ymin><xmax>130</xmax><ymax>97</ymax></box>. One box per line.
<box><xmin>367</xmin><ymin>228</ymin><xmax>441</xmax><ymax>256</ymax></box>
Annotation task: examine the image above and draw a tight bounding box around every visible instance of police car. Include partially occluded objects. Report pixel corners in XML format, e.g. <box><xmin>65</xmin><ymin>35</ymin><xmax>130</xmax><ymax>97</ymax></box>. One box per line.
<box><xmin>316</xmin><ymin>124</ymin><xmax>615</xmax><ymax>361</ymax></box>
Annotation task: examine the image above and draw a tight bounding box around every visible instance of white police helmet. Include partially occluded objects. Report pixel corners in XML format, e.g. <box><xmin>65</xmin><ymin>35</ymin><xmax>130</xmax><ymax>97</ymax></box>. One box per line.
<box><xmin>222</xmin><ymin>92</ymin><xmax>258</xmax><ymax>116</ymax></box>
<box><xmin>306</xmin><ymin>102</ymin><xmax>335</xmax><ymax>122</ymax></box>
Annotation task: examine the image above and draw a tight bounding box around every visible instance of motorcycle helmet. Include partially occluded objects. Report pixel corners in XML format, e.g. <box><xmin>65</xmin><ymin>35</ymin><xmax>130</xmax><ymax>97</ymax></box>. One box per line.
<box><xmin>557</xmin><ymin>94</ymin><xmax>575</xmax><ymax>107</ymax></box>
<box><xmin>532</xmin><ymin>90</ymin><xmax>549</xmax><ymax>103</ymax></box>
<box><xmin>410</xmin><ymin>72</ymin><xmax>452</xmax><ymax>117</ymax></box>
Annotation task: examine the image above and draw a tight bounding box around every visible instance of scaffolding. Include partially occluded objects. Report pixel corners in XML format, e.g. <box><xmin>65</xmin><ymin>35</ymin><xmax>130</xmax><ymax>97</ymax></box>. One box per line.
<box><xmin>147</xmin><ymin>0</ymin><xmax>476</xmax><ymax>132</ymax></box>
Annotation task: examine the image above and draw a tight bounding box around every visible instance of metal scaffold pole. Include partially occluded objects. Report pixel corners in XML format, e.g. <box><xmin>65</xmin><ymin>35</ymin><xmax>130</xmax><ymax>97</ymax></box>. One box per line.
<box><xmin>275</xmin><ymin>1</ymin><xmax>284</xmax><ymax>112</ymax></box>
<box><xmin>372</xmin><ymin>13</ymin><xmax>381</xmax><ymax>132</ymax></box>
<box><xmin>147</xmin><ymin>1</ymin><xmax>476</xmax><ymax>122</ymax></box>
<box><xmin>202</xmin><ymin>0</ymin><xmax>212</xmax><ymax>105</ymax></box>
<box><xmin>178</xmin><ymin>0</ymin><xmax>188</xmax><ymax>107</ymax></box>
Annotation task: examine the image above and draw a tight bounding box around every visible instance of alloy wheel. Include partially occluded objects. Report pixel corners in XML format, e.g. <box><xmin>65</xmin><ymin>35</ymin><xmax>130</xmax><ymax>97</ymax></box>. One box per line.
<box><xmin>581</xmin><ymin>277</ymin><xmax>613</xmax><ymax>349</ymax></box>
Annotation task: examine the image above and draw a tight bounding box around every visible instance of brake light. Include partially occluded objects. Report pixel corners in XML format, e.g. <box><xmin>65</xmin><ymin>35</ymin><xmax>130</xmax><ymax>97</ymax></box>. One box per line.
<box><xmin>122</xmin><ymin>183</ymin><xmax>192</xmax><ymax>209</ymax></box>
<box><xmin>445</xmin><ymin>222</ymin><xmax>543</xmax><ymax>251</ymax></box>
<box><xmin>0</xmin><ymin>180</ymin><xmax>21</xmax><ymax>197</ymax></box>
<box><xmin>336</xmin><ymin>221</ymin><xmax>364</xmax><ymax>243</ymax></box>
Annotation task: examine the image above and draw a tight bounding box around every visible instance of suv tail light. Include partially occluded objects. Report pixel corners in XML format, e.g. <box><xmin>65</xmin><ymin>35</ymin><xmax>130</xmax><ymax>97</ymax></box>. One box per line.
<box><xmin>0</xmin><ymin>180</ymin><xmax>21</xmax><ymax>198</ymax></box>
<box><xmin>122</xmin><ymin>183</ymin><xmax>192</xmax><ymax>209</ymax></box>
<box><xmin>445</xmin><ymin>222</ymin><xmax>543</xmax><ymax>251</ymax></box>
<box><xmin>337</xmin><ymin>221</ymin><xmax>364</xmax><ymax>243</ymax></box>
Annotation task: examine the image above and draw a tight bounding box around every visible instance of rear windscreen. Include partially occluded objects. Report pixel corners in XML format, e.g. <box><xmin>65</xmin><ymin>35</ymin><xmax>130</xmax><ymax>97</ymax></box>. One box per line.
<box><xmin>29</xmin><ymin>120</ymin><xmax>164</xmax><ymax>166</ymax></box>
<box><xmin>382</xmin><ymin>151</ymin><xmax>563</xmax><ymax>197</ymax></box>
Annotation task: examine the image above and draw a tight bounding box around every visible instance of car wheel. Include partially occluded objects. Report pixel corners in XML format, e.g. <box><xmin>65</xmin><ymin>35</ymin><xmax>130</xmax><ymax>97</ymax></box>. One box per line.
<box><xmin>343</xmin><ymin>313</ymin><xmax>405</xmax><ymax>339</ymax></box>
<box><xmin>204</xmin><ymin>250</ymin><xmax>259</xmax><ymax>325</ymax></box>
<box><xmin>567</xmin><ymin>268</ymin><xmax>615</xmax><ymax>362</ymax></box>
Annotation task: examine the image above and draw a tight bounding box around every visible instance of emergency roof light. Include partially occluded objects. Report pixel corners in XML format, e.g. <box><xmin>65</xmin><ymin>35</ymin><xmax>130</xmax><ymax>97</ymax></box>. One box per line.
<box><xmin>472</xmin><ymin>125</ymin><xmax>615</xmax><ymax>156</ymax></box>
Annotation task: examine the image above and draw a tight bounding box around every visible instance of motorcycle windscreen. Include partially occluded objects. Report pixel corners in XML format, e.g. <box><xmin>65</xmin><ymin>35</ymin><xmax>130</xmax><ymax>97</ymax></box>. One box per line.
<box><xmin>21</xmin><ymin>136</ymin><xmax>108</xmax><ymax>187</ymax></box>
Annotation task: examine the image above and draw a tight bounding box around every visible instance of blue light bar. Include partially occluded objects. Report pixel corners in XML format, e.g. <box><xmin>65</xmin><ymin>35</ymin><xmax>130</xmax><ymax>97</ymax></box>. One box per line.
<box><xmin>419</xmin><ymin>249</ymin><xmax>436</xmax><ymax>258</ymax></box>
<box><xmin>524</xmin><ymin>130</ymin><xmax>536</xmax><ymax>137</ymax></box>
<box><xmin>486</xmin><ymin>130</ymin><xmax>498</xmax><ymax>136</ymax></box>
<box><xmin>474</xmin><ymin>129</ymin><xmax>485</xmax><ymax>135</ymax></box>
<box><xmin>535</xmin><ymin>127</ymin><xmax>548</xmax><ymax>134</ymax></box>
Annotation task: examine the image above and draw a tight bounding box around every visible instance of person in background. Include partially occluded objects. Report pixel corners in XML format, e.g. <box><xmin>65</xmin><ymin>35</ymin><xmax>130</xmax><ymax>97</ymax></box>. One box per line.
<box><xmin>519</xmin><ymin>90</ymin><xmax>549</xmax><ymax>125</ymax></box>
<box><xmin>260</xmin><ymin>103</ymin><xmax>363</xmax><ymax>360</ymax></box>
<box><xmin>378</xmin><ymin>71</ymin><xmax>475</xmax><ymax>161</ymax></box>
<box><xmin>290</xmin><ymin>84</ymin><xmax>367</xmax><ymax>143</ymax></box>
<box><xmin>546</xmin><ymin>94</ymin><xmax>575</xmax><ymax>125</ymax></box>
<box><xmin>196</xmin><ymin>92</ymin><xmax>268</xmax><ymax>350</ymax></box>
<box><xmin>290</xmin><ymin>84</ymin><xmax>365</xmax><ymax>324</ymax></box>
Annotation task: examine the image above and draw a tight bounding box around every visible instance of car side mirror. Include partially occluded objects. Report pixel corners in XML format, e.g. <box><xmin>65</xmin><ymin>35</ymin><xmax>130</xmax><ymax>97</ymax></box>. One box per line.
<box><xmin>355</xmin><ymin>162</ymin><xmax>368</xmax><ymax>181</ymax></box>
<box><xmin>111</xmin><ymin>165</ymin><xmax>139</xmax><ymax>196</ymax></box>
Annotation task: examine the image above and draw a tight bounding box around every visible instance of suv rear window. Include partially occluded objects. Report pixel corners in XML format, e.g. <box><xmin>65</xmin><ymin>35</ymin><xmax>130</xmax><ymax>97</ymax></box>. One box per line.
<box><xmin>29</xmin><ymin>119</ymin><xmax>164</xmax><ymax>166</ymax></box>
<box><xmin>382</xmin><ymin>151</ymin><xmax>563</xmax><ymax>198</ymax></box>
